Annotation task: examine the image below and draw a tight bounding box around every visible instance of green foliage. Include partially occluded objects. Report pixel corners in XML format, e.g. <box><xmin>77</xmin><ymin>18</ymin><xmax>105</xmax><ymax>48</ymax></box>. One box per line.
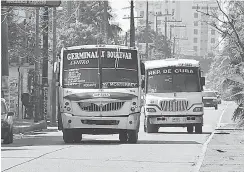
<box><xmin>56</xmin><ymin>1</ymin><xmax>122</xmax><ymax>51</ymax></box>
<box><xmin>136</xmin><ymin>28</ymin><xmax>172</xmax><ymax>59</ymax></box>
<box><xmin>203</xmin><ymin>0</ymin><xmax>244</xmax><ymax>124</ymax></box>
<box><xmin>6</xmin><ymin>1</ymin><xmax>122</xmax><ymax>65</ymax></box>
<box><xmin>7</xmin><ymin>7</ymin><xmax>36</xmax><ymax>64</ymax></box>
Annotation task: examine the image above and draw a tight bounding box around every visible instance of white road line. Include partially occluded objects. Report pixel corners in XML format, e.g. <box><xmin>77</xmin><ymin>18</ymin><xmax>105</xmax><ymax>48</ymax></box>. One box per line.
<box><xmin>193</xmin><ymin>103</ymin><xmax>229</xmax><ymax>172</ymax></box>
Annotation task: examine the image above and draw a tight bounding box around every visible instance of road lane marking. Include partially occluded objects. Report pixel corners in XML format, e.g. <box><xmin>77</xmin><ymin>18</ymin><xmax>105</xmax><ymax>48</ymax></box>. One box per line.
<box><xmin>193</xmin><ymin>103</ymin><xmax>229</xmax><ymax>172</ymax></box>
<box><xmin>1</xmin><ymin>145</ymin><xmax>74</xmax><ymax>172</ymax></box>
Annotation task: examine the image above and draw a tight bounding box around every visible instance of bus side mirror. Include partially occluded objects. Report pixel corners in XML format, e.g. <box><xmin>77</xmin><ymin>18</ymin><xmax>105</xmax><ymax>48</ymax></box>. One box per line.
<box><xmin>141</xmin><ymin>62</ymin><xmax>145</xmax><ymax>75</ymax></box>
<box><xmin>201</xmin><ymin>77</ymin><xmax>205</xmax><ymax>86</ymax></box>
<box><xmin>141</xmin><ymin>80</ymin><xmax>145</xmax><ymax>89</ymax></box>
<box><xmin>7</xmin><ymin>112</ymin><xmax>14</xmax><ymax>117</ymax></box>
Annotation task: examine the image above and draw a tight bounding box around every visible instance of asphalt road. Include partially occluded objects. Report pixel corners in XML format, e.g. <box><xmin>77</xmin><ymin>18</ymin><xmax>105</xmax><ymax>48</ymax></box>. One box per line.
<box><xmin>1</xmin><ymin>102</ymin><xmax>234</xmax><ymax>172</ymax></box>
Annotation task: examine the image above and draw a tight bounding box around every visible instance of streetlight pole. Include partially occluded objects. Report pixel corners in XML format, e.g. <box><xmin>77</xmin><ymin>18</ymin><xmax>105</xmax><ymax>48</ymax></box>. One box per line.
<box><xmin>130</xmin><ymin>0</ymin><xmax>135</xmax><ymax>47</ymax></box>
<box><xmin>34</xmin><ymin>8</ymin><xmax>40</xmax><ymax>122</ymax></box>
<box><xmin>145</xmin><ymin>0</ymin><xmax>149</xmax><ymax>59</ymax></box>
<box><xmin>104</xmin><ymin>0</ymin><xmax>108</xmax><ymax>44</ymax></box>
<box><xmin>51</xmin><ymin>7</ymin><xmax>57</xmax><ymax>126</ymax></box>
<box><xmin>1</xmin><ymin>7</ymin><xmax>10</xmax><ymax>107</ymax></box>
<box><xmin>42</xmin><ymin>7</ymin><xmax>49</xmax><ymax>122</ymax></box>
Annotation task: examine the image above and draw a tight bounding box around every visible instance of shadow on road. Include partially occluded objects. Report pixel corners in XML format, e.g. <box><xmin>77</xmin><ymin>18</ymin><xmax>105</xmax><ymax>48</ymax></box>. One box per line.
<box><xmin>156</xmin><ymin>131</ymin><xmax>212</xmax><ymax>134</ymax></box>
<box><xmin>1</xmin><ymin>148</ymin><xmax>30</xmax><ymax>151</ymax></box>
<box><xmin>137</xmin><ymin>140</ymin><xmax>201</xmax><ymax>144</ymax></box>
<box><xmin>1</xmin><ymin>134</ymin><xmax>201</xmax><ymax>148</ymax></box>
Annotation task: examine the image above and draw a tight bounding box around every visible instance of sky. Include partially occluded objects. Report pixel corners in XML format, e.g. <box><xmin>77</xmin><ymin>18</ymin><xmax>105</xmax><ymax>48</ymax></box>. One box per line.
<box><xmin>109</xmin><ymin>0</ymin><xmax>132</xmax><ymax>33</ymax></box>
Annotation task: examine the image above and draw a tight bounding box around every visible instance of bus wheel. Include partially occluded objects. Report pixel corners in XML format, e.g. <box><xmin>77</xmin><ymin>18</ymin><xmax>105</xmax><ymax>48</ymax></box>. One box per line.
<box><xmin>195</xmin><ymin>124</ymin><xmax>202</xmax><ymax>134</ymax></box>
<box><xmin>73</xmin><ymin>130</ymin><xmax>82</xmax><ymax>143</ymax></box>
<box><xmin>119</xmin><ymin>131</ymin><xmax>128</xmax><ymax>143</ymax></box>
<box><xmin>146</xmin><ymin>118</ymin><xmax>158</xmax><ymax>133</ymax></box>
<box><xmin>128</xmin><ymin>130</ymin><xmax>138</xmax><ymax>144</ymax></box>
<box><xmin>187</xmin><ymin>126</ymin><xmax>193</xmax><ymax>134</ymax></box>
<box><xmin>63</xmin><ymin>129</ymin><xmax>74</xmax><ymax>143</ymax></box>
<box><xmin>144</xmin><ymin>118</ymin><xmax>147</xmax><ymax>132</ymax></box>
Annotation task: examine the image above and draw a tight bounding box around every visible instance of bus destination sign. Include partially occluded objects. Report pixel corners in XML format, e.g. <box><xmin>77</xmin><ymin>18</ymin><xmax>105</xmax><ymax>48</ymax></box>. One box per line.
<box><xmin>1</xmin><ymin>0</ymin><xmax>61</xmax><ymax>7</ymax></box>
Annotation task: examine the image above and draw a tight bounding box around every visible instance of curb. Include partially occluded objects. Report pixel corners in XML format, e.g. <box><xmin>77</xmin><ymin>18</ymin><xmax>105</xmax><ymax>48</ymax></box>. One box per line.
<box><xmin>13</xmin><ymin>120</ymin><xmax>47</xmax><ymax>134</ymax></box>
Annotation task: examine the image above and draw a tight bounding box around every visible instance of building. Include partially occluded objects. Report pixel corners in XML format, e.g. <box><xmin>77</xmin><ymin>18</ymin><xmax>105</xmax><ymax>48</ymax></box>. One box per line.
<box><xmin>135</xmin><ymin>0</ymin><xmax>220</xmax><ymax>57</ymax></box>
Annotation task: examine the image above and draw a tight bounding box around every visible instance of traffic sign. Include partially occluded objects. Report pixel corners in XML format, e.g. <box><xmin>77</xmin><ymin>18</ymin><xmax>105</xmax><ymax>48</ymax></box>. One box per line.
<box><xmin>1</xmin><ymin>0</ymin><xmax>61</xmax><ymax>7</ymax></box>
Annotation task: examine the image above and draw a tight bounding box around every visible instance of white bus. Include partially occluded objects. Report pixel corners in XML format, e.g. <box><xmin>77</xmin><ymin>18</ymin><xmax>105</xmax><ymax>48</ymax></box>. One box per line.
<box><xmin>143</xmin><ymin>58</ymin><xmax>205</xmax><ymax>134</ymax></box>
<box><xmin>57</xmin><ymin>45</ymin><xmax>144</xmax><ymax>143</ymax></box>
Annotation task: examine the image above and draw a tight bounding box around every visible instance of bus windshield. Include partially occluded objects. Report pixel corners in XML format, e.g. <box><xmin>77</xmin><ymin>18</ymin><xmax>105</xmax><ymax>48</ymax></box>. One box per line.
<box><xmin>147</xmin><ymin>67</ymin><xmax>201</xmax><ymax>93</ymax></box>
<box><xmin>202</xmin><ymin>91</ymin><xmax>217</xmax><ymax>97</ymax></box>
<box><xmin>62</xmin><ymin>48</ymin><xmax>138</xmax><ymax>89</ymax></box>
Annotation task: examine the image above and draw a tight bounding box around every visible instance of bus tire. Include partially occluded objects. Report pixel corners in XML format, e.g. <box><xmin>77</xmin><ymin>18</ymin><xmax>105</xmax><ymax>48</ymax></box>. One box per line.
<box><xmin>3</xmin><ymin>129</ymin><xmax>13</xmax><ymax>144</ymax></box>
<box><xmin>119</xmin><ymin>131</ymin><xmax>128</xmax><ymax>143</ymax></box>
<box><xmin>73</xmin><ymin>130</ymin><xmax>82</xmax><ymax>143</ymax></box>
<box><xmin>195</xmin><ymin>124</ymin><xmax>202</xmax><ymax>134</ymax></box>
<box><xmin>127</xmin><ymin>130</ymin><xmax>138</xmax><ymax>144</ymax></box>
<box><xmin>146</xmin><ymin>117</ymin><xmax>158</xmax><ymax>133</ymax></box>
<box><xmin>63</xmin><ymin>129</ymin><xmax>74</xmax><ymax>143</ymax></box>
<box><xmin>187</xmin><ymin>126</ymin><xmax>193</xmax><ymax>133</ymax></box>
<box><xmin>144</xmin><ymin>118</ymin><xmax>147</xmax><ymax>132</ymax></box>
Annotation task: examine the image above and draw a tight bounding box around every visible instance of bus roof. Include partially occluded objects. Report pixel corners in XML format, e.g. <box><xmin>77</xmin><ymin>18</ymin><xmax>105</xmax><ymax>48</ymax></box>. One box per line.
<box><xmin>144</xmin><ymin>58</ymin><xmax>200</xmax><ymax>69</ymax></box>
<box><xmin>64</xmin><ymin>45</ymin><xmax>138</xmax><ymax>51</ymax></box>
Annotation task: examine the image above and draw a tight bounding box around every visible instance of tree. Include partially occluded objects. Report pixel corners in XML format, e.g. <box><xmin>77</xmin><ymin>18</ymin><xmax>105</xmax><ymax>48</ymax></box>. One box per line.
<box><xmin>56</xmin><ymin>1</ymin><xmax>122</xmax><ymax>52</ymax></box>
<box><xmin>136</xmin><ymin>27</ymin><xmax>172</xmax><ymax>59</ymax></box>
<box><xmin>7</xmin><ymin>7</ymin><xmax>36</xmax><ymax>64</ymax></box>
<box><xmin>197</xmin><ymin>0</ymin><xmax>244</xmax><ymax>125</ymax></box>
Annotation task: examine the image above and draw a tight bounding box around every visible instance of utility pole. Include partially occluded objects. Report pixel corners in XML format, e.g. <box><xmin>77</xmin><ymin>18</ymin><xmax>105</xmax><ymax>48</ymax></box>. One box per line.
<box><xmin>104</xmin><ymin>1</ymin><xmax>108</xmax><ymax>44</ymax></box>
<box><xmin>51</xmin><ymin>7</ymin><xmax>57</xmax><ymax>126</ymax></box>
<box><xmin>130</xmin><ymin>0</ymin><xmax>135</xmax><ymax>47</ymax></box>
<box><xmin>42</xmin><ymin>7</ymin><xmax>49</xmax><ymax>123</ymax></box>
<box><xmin>1</xmin><ymin>7</ymin><xmax>10</xmax><ymax>107</ymax></box>
<box><xmin>170</xmin><ymin>25</ymin><xmax>186</xmax><ymax>41</ymax></box>
<box><xmin>164</xmin><ymin>18</ymin><xmax>182</xmax><ymax>40</ymax></box>
<box><xmin>173</xmin><ymin>37</ymin><xmax>176</xmax><ymax>56</ymax></box>
<box><xmin>122</xmin><ymin>2</ymin><xmax>142</xmax><ymax>47</ymax></box>
<box><xmin>170</xmin><ymin>25</ymin><xmax>186</xmax><ymax>56</ymax></box>
<box><xmin>173</xmin><ymin>37</ymin><xmax>188</xmax><ymax>58</ymax></box>
<box><xmin>163</xmin><ymin>18</ymin><xmax>182</xmax><ymax>58</ymax></box>
<box><xmin>34</xmin><ymin>8</ymin><xmax>40</xmax><ymax>122</ymax></box>
<box><xmin>125</xmin><ymin>32</ymin><xmax>128</xmax><ymax>46</ymax></box>
<box><xmin>145</xmin><ymin>0</ymin><xmax>149</xmax><ymax>59</ymax></box>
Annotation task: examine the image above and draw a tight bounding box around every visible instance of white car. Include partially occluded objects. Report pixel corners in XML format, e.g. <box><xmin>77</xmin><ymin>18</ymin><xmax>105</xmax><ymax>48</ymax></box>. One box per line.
<box><xmin>1</xmin><ymin>98</ymin><xmax>14</xmax><ymax>144</ymax></box>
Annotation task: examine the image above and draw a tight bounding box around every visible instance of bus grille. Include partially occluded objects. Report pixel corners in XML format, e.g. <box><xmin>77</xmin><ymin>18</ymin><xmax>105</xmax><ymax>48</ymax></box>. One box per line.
<box><xmin>81</xmin><ymin>120</ymin><xmax>119</xmax><ymax>125</ymax></box>
<box><xmin>160</xmin><ymin>100</ymin><xmax>188</xmax><ymax>111</ymax></box>
<box><xmin>78</xmin><ymin>102</ymin><xmax>125</xmax><ymax>112</ymax></box>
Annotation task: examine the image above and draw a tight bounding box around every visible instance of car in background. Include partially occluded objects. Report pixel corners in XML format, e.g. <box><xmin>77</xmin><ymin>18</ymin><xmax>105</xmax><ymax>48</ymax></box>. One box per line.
<box><xmin>202</xmin><ymin>91</ymin><xmax>218</xmax><ymax>110</ymax></box>
<box><xmin>1</xmin><ymin>98</ymin><xmax>14</xmax><ymax>144</ymax></box>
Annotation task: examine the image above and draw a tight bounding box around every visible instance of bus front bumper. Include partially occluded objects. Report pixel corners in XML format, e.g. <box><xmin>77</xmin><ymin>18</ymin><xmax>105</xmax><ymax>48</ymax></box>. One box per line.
<box><xmin>147</xmin><ymin>115</ymin><xmax>203</xmax><ymax>127</ymax></box>
<box><xmin>61</xmin><ymin>113</ymin><xmax>140</xmax><ymax>132</ymax></box>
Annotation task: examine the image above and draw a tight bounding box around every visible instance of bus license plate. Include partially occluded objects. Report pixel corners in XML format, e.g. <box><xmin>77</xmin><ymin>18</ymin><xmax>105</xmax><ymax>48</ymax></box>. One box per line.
<box><xmin>172</xmin><ymin>118</ymin><xmax>180</xmax><ymax>122</ymax></box>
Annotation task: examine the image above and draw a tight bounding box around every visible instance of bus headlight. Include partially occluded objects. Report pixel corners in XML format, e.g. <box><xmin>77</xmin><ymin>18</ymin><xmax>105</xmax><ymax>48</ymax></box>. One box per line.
<box><xmin>64</xmin><ymin>100</ymin><xmax>72</xmax><ymax>112</ymax></box>
<box><xmin>146</xmin><ymin>108</ymin><xmax>156</xmax><ymax>112</ymax></box>
<box><xmin>193</xmin><ymin>107</ymin><xmax>203</xmax><ymax>112</ymax></box>
<box><xmin>131</xmin><ymin>107</ymin><xmax>135</xmax><ymax>112</ymax></box>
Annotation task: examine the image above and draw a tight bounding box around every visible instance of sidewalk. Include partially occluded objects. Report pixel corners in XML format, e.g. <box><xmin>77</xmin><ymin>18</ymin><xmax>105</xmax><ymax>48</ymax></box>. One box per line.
<box><xmin>13</xmin><ymin>118</ymin><xmax>47</xmax><ymax>134</ymax></box>
<box><xmin>200</xmin><ymin>124</ymin><xmax>244</xmax><ymax>172</ymax></box>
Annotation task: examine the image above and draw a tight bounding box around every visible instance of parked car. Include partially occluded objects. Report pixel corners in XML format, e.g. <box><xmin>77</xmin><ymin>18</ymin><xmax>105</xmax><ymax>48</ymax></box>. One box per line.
<box><xmin>1</xmin><ymin>98</ymin><xmax>14</xmax><ymax>144</ymax></box>
<box><xmin>202</xmin><ymin>91</ymin><xmax>218</xmax><ymax>110</ymax></box>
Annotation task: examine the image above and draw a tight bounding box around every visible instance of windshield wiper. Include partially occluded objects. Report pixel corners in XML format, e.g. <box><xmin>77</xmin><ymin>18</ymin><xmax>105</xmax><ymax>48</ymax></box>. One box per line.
<box><xmin>97</xmin><ymin>47</ymin><xmax>102</xmax><ymax>89</ymax></box>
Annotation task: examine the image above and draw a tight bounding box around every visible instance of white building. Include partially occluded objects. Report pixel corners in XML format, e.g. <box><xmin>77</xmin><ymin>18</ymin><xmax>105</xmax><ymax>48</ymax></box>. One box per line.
<box><xmin>135</xmin><ymin>0</ymin><xmax>220</xmax><ymax>57</ymax></box>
